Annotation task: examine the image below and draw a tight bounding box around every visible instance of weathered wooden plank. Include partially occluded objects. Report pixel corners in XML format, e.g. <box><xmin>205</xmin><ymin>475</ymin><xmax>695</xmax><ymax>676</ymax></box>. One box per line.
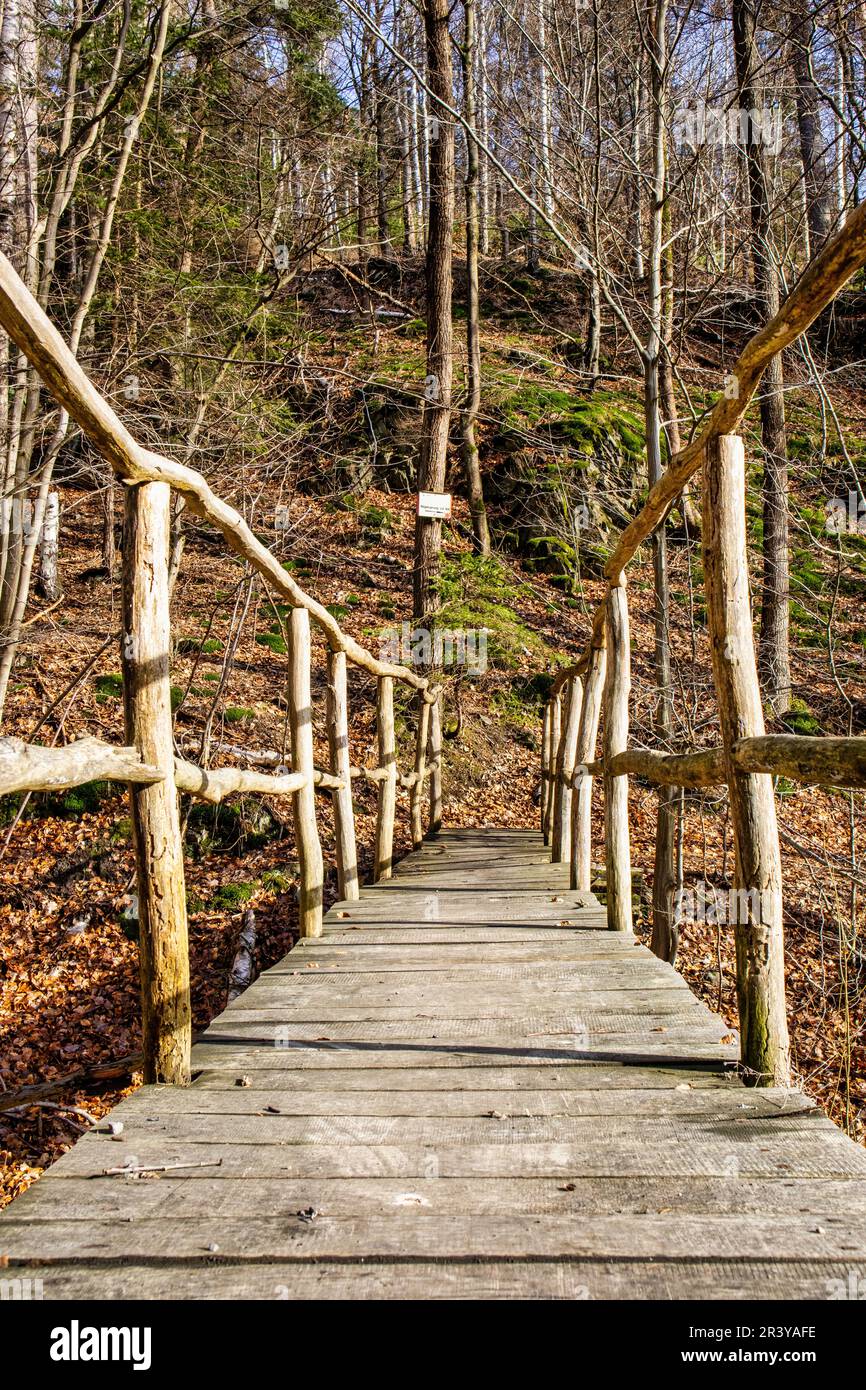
<box><xmin>197</xmin><ymin>1019</ymin><xmax>735</xmax><ymax>1048</ymax></box>
<box><xmin>9</xmin><ymin>1258</ymin><xmax>864</xmax><ymax>1301</ymax></box>
<box><xmin>237</xmin><ymin>985</ymin><xmax>710</xmax><ymax>1011</ymax></box>
<box><xmin>52</xmin><ymin>1108</ymin><xmax>845</xmax><ymax>1149</ymax></box>
<box><xmin>44</xmin><ymin>1135</ymin><xmax>866</xmax><ymax>1182</ymax></box>
<box><xmin>214</xmin><ymin>1011</ymin><xmax>717</xmax><ymax>1034</ymax></box>
<box><xmin>188</xmin><ymin>1064</ymin><xmax>734</xmax><ymax>1089</ymax></box>
<box><xmin>4</xmin><ymin>1213</ymin><xmax>865</xmax><ymax>1264</ymax></box>
<box><xmin>82</xmin><ymin>1084</ymin><xmax>814</xmax><ymax>1121</ymax></box>
<box><xmin>190</xmin><ymin>1040</ymin><xmax>740</xmax><ymax>1067</ymax></box>
<box><xmin>15</xmin><ymin>1175</ymin><xmax>866</xmax><ymax>1223</ymax></box>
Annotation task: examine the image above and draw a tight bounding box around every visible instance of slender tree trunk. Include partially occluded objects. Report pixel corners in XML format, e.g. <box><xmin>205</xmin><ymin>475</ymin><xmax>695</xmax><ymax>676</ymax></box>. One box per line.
<box><xmin>373</xmin><ymin>40</ymin><xmax>392</xmax><ymax>258</ymax></box>
<box><xmin>476</xmin><ymin>0</ymin><xmax>490</xmax><ymax>254</ymax></box>
<box><xmin>646</xmin><ymin>0</ymin><xmax>679</xmax><ymax>963</ymax></box>
<box><xmin>414</xmin><ymin>0</ymin><xmax>455</xmax><ymax>622</ymax></box>
<box><xmin>460</xmin><ymin>0</ymin><xmax>490</xmax><ymax>556</ymax></box>
<box><xmin>732</xmin><ymin>0</ymin><xmax>792</xmax><ymax>716</ymax></box>
<box><xmin>789</xmin><ymin>2</ymin><xmax>834</xmax><ymax>256</ymax></box>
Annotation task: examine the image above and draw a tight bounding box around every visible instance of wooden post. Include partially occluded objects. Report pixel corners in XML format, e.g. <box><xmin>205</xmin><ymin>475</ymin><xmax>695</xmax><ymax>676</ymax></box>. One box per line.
<box><xmin>552</xmin><ymin>676</ymin><xmax>583</xmax><ymax>863</ymax></box>
<box><xmin>411</xmin><ymin>693</ymin><xmax>431</xmax><ymax>849</ymax></box>
<box><xmin>326</xmin><ymin>647</ymin><xmax>359</xmax><ymax>901</ymax></box>
<box><xmin>288</xmin><ymin>607</ymin><xmax>324</xmax><ymax>936</ymax></box>
<box><xmin>374</xmin><ymin>675</ymin><xmax>397</xmax><ymax>879</ymax></box>
<box><xmin>540</xmin><ymin>700</ymin><xmax>552</xmax><ymax>840</ymax></box>
<box><xmin>427</xmin><ymin>692</ymin><xmax>443</xmax><ymax>836</ymax></box>
<box><xmin>544</xmin><ymin>694</ymin><xmax>561</xmax><ymax>849</ymax></box>
<box><xmin>703</xmin><ymin>434</ymin><xmax>790</xmax><ymax>1087</ymax></box>
<box><xmin>571</xmin><ymin>642</ymin><xmax>606</xmax><ymax>890</ymax></box>
<box><xmin>122</xmin><ymin>481</ymin><xmax>191</xmax><ymax>1085</ymax></box>
<box><xmin>603</xmin><ymin>583</ymin><xmax>633</xmax><ymax>932</ymax></box>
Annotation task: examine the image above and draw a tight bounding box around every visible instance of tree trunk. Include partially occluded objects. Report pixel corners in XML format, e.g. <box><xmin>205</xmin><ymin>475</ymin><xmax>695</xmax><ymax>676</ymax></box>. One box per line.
<box><xmin>789</xmin><ymin>2</ymin><xmax>834</xmax><ymax>255</ymax></box>
<box><xmin>732</xmin><ymin>0</ymin><xmax>792</xmax><ymax>717</ymax></box>
<box><xmin>645</xmin><ymin>0</ymin><xmax>680</xmax><ymax>963</ymax></box>
<box><xmin>414</xmin><ymin>0</ymin><xmax>455</xmax><ymax>622</ymax></box>
<box><xmin>460</xmin><ymin>0</ymin><xmax>490</xmax><ymax>556</ymax></box>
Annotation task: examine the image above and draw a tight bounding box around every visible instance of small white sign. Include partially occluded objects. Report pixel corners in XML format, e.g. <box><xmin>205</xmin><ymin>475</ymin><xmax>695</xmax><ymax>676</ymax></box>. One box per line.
<box><xmin>417</xmin><ymin>491</ymin><xmax>452</xmax><ymax>519</ymax></box>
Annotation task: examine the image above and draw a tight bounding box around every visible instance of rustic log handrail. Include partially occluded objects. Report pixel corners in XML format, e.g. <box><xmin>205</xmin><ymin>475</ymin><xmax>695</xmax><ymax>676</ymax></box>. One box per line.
<box><xmin>537</xmin><ymin>205</ymin><xmax>866</xmax><ymax>1091</ymax></box>
<box><xmin>0</xmin><ymin>250</ymin><xmax>447</xmax><ymax>1085</ymax></box>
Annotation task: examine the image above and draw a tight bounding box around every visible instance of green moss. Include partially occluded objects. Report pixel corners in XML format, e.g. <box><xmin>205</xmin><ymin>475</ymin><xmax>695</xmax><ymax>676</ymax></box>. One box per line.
<box><xmin>255</xmin><ymin>631</ymin><xmax>288</xmax><ymax>655</ymax></box>
<box><xmin>433</xmin><ymin>555</ymin><xmax>562</xmax><ymax>672</ymax></box>
<box><xmin>95</xmin><ymin>673</ymin><xmax>123</xmax><ymax>702</ymax></box>
<box><xmin>0</xmin><ymin>792</ymin><xmax>24</xmax><ymax>825</ymax></box>
<box><xmin>170</xmin><ymin>685</ymin><xmax>184</xmax><ymax>712</ymax></box>
<box><xmin>497</xmin><ymin>385</ymin><xmax>644</xmax><ymax>460</ymax></box>
<box><xmin>177</xmin><ymin>636</ymin><xmax>224</xmax><ymax>656</ymax></box>
<box><xmin>780</xmin><ymin>698</ymin><xmax>822</xmax><ymax>737</ymax></box>
<box><xmin>210</xmin><ymin>880</ymin><xmax>258</xmax><ymax>910</ymax></box>
<box><xmin>224</xmin><ymin>706</ymin><xmax>255</xmax><ymax>723</ymax></box>
<box><xmin>41</xmin><ymin>780</ymin><xmax>113</xmax><ymax>817</ymax></box>
<box><xmin>110</xmin><ymin>817</ymin><xmax>133</xmax><ymax>844</ymax></box>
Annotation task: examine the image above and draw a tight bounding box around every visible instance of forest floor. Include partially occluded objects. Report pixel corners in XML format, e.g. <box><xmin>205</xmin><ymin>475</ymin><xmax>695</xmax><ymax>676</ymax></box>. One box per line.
<box><xmin>1</xmin><ymin>255</ymin><xmax>864</xmax><ymax>1207</ymax></box>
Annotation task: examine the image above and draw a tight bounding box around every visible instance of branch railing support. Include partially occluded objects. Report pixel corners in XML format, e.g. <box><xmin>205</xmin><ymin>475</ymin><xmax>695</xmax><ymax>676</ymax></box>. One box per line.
<box><xmin>122</xmin><ymin>481</ymin><xmax>191</xmax><ymax>1085</ymax></box>
<box><xmin>552</xmin><ymin>675</ymin><xmax>583</xmax><ymax>863</ymax></box>
<box><xmin>602</xmin><ymin>582</ymin><xmax>633</xmax><ymax>933</ymax></box>
<box><xmin>374</xmin><ymin>675</ymin><xmax>397</xmax><ymax>879</ymax></box>
<box><xmin>544</xmin><ymin>692</ymin><xmax>561</xmax><ymax>846</ymax></box>
<box><xmin>327</xmin><ymin>647</ymin><xmax>359</xmax><ymax>901</ymax></box>
<box><xmin>288</xmin><ymin>606</ymin><xmax>324</xmax><ymax>937</ymax></box>
<box><xmin>540</xmin><ymin>700</ymin><xmax>553</xmax><ymax>841</ymax></box>
<box><xmin>428</xmin><ymin>692</ymin><xmax>443</xmax><ymax>836</ymax></box>
<box><xmin>703</xmin><ymin>435</ymin><xmax>790</xmax><ymax>1087</ymax></box>
<box><xmin>571</xmin><ymin>640</ymin><xmax>606</xmax><ymax>891</ymax></box>
<box><xmin>411</xmin><ymin>693</ymin><xmax>432</xmax><ymax>849</ymax></box>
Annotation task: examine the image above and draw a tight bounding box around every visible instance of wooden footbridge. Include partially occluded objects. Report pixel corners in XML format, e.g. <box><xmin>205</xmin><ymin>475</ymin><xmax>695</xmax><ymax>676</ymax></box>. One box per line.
<box><xmin>1</xmin><ymin>212</ymin><xmax>866</xmax><ymax>1299</ymax></box>
<box><xmin>3</xmin><ymin>828</ymin><xmax>866</xmax><ymax>1299</ymax></box>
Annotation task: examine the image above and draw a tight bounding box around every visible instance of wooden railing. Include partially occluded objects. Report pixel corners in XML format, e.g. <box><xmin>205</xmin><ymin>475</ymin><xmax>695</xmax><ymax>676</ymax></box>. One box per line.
<box><xmin>0</xmin><ymin>253</ymin><xmax>443</xmax><ymax>1088</ymax></box>
<box><xmin>539</xmin><ymin>203</ymin><xmax>866</xmax><ymax>1090</ymax></box>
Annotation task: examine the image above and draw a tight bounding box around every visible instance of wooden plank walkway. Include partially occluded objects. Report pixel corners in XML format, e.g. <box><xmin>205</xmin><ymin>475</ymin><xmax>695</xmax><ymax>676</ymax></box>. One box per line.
<box><xmin>3</xmin><ymin>827</ymin><xmax>866</xmax><ymax>1300</ymax></box>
